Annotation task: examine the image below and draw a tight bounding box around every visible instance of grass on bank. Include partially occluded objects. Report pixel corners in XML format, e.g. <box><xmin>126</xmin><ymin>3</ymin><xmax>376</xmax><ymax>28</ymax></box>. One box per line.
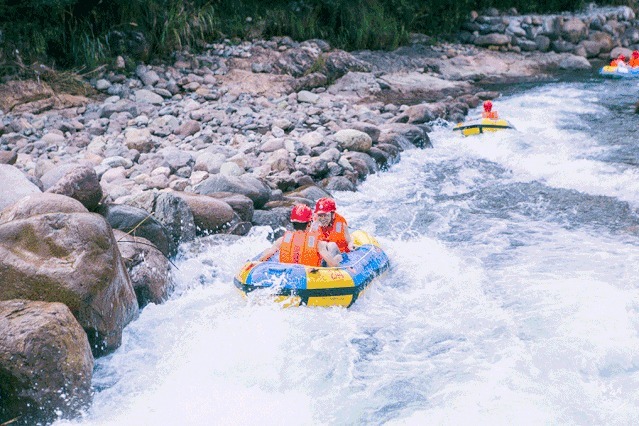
<box><xmin>0</xmin><ymin>0</ymin><xmax>636</xmax><ymax>77</ymax></box>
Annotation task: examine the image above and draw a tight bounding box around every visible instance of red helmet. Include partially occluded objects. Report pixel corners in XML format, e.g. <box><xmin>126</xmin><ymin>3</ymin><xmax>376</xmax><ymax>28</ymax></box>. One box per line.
<box><xmin>290</xmin><ymin>204</ymin><xmax>313</xmax><ymax>223</ymax></box>
<box><xmin>314</xmin><ymin>197</ymin><xmax>336</xmax><ymax>214</ymax></box>
<box><xmin>619</xmin><ymin>54</ymin><xmax>626</xmax><ymax>61</ymax></box>
<box><xmin>632</xmin><ymin>51</ymin><xmax>639</xmax><ymax>58</ymax></box>
<box><xmin>483</xmin><ymin>100</ymin><xmax>492</xmax><ymax>112</ymax></box>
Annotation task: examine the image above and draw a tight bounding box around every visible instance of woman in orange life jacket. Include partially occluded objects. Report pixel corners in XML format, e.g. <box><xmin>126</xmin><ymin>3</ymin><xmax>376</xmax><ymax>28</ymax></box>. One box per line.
<box><xmin>481</xmin><ymin>100</ymin><xmax>499</xmax><ymax>120</ymax></box>
<box><xmin>259</xmin><ymin>204</ymin><xmax>343</xmax><ymax>267</ymax></box>
<box><xmin>629</xmin><ymin>51</ymin><xmax>639</xmax><ymax>68</ymax></box>
<box><xmin>310</xmin><ymin>197</ymin><xmax>354</xmax><ymax>254</ymax></box>
<box><xmin>610</xmin><ymin>54</ymin><xmax>627</xmax><ymax>67</ymax></box>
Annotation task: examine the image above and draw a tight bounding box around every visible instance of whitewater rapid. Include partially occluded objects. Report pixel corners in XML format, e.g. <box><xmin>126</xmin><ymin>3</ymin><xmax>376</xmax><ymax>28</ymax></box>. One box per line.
<box><xmin>57</xmin><ymin>76</ymin><xmax>639</xmax><ymax>425</ymax></box>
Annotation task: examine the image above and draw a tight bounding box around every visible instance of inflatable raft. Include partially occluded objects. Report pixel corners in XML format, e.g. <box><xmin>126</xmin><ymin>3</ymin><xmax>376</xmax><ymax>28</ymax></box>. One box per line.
<box><xmin>234</xmin><ymin>230</ymin><xmax>390</xmax><ymax>307</ymax></box>
<box><xmin>599</xmin><ymin>65</ymin><xmax>639</xmax><ymax>78</ymax></box>
<box><xmin>453</xmin><ymin>117</ymin><xmax>515</xmax><ymax>137</ymax></box>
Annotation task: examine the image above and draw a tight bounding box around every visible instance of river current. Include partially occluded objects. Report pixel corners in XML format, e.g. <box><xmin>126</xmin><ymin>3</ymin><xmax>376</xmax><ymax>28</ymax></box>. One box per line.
<box><xmin>57</xmin><ymin>74</ymin><xmax>639</xmax><ymax>425</ymax></box>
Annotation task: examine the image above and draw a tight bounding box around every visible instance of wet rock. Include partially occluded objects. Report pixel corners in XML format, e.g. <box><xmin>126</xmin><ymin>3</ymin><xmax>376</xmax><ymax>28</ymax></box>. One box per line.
<box><xmin>97</xmin><ymin>203</ymin><xmax>175</xmax><ymax>257</ymax></box>
<box><xmin>114</xmin><ymin>230</ymin><xmax>172</xmax><ymax>307</ymax></box>
<box><xmin>252</xmin><ymin>207</ymin><xmax>290</xmax><ymax>229</ymax></box>
<box><xmin>208</xmin><ymin>192</ymin><xmax>255</xmax><ymax>222</ymax></box>
<box><xmin>174</xmin><ymin>193</ymin><xmax>235</xmax><ymax>234</ymax></box>
<box><xmin>0</xmin><ymin>299</ymin><xmax>93</xmax><ymax>424</ymax></box>
<box><xmin>154</xmin><ymin>192</ymin><xmax>197</xmax><ymax>245</ymax></box>
<box><xmin>321</xmin><ymin>176</ymin><xmax>356</xmax><ymax>192</ymax></box>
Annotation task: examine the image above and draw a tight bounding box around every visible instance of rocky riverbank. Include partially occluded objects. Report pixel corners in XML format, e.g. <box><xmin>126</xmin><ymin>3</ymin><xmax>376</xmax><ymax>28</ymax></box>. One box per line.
<box><xmin>0</xmin><ymin>5</ymin><xmax>635</xmax><ymax>424</ymax></box>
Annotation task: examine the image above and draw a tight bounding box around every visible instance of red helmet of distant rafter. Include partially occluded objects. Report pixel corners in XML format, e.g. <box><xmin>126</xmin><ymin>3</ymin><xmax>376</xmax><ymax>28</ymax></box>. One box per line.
<box><xmin>290</xmin><ymin>204</ymin><xmax>313</xmax><ymax>223</ymax></box>
<box><xmin>483</xmin><ymin>100</ymin><xmax>493</xmax><ymax>112</ymax></box>
<box><xmin>314</xmin><ymin>197</ymin><xmax>336</xmax><ymax>214</ymax></box>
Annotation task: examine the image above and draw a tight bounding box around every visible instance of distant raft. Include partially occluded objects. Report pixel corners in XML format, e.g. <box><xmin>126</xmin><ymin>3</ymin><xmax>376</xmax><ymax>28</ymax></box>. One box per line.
<box><xmin>453</xmin><ymin>118</ymin><xmax>515</xmax><ymax>137</ymax></box>
<box><xmin>234</xmin><ymin>230</ymin><xmax>390</xmax><ymax>308</ymax></box>
<box><xmin>599</xmin><ymin>65</ymin><xmax>639</xmax><ymax>78</ymax></box>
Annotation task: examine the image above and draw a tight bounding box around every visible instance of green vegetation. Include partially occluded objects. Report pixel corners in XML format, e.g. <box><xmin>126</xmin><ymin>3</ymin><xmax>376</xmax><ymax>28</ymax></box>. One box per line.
<box><xmin>0</xmin><ymin>0</ymin><xmax>635</xmax><ymax>76</ymax></box>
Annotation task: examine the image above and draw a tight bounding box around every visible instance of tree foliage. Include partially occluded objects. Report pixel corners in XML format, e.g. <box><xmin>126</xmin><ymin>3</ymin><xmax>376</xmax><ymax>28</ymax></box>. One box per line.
<box><xmin>0</xmin><ymin>0</ymin><xmax>634</xmax><ymax>73</ymax></box>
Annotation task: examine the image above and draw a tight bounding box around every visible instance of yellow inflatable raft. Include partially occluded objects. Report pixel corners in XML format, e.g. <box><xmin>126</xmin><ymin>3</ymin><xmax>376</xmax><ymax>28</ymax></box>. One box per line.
<box><xmin>234</xmin><ymin>230</ymin><xmax>390</xmax><ymax>308</ymax></box>
<box><xmin>599</xmin><ymin>65</ymin><xmax>639</xmax><ymax>78</ymax></box>
<box><xmin>453</xmin><ymin>118</ymin><xmax>515</xmax><ymax>137</ymax></box>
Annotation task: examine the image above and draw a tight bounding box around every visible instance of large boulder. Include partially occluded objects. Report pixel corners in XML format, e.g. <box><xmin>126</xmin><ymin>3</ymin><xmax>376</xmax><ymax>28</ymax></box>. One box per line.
<box><xmin>0</xmin><ymin>300</ymin><xmax>94</xmax><ymax>424</ymax></box>
<box><xmin>0</xmin><ymin>193</ymin><xmax>87</xmax><ymax>223</ymax></box>
<box><xmin>0</xmin><ymin>165</ymin><xmax>42</xmax><ymax>211</ymax></box>
<box><xmin>0</xmin><ymin>212</ymin><xmax>138</xmax><ymax>355</ymax></box>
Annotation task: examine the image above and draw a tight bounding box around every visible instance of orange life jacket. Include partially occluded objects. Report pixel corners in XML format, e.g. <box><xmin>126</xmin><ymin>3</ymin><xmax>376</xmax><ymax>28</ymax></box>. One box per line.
<box><xmin>629</xmin><ymin>58</ymin><xmax>639</xmax><ymax>67</ymax></box>
<box><xmin>311</xmin><ymin>212</ymin><xmax>350</xmax><ymax>253</ymax></box>
<box><xmin>482</xmin><ymin>111</ymin><xmax>499</xmax><ymax>119</ymax></box>
<box><xmin>279</xmin><ymin>230</ymin><xmax>322</xmax><ymax>266</ymax></box>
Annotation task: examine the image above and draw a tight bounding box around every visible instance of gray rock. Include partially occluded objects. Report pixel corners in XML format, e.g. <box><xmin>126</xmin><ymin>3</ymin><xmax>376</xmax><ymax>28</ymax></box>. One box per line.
<box><xmin>333</xmin><ymin>129</ymin><xmax>372</xmax><ymax>152</ymax></box>
<box><xmin>174</xmin><ymin>193</ymin><xmax>235</xmax><ymax>234</ymax></box>
<box><xmin>558</xmin><ymin>55</ymin><xmax>592</xmax><ymax>70</ymax></box>
<box><xmin>0</xmin><ymin>164</ymin><xmax>42</xmax><ymax>211</ymax></box>
<box><xmin>44</xmin><ymin>165</ymin><xmax>103</xmax><ymax>211</ymax></box>
<box><xmin>535</xmin><ymin>35</ymin><xmax>551</xmax><ymax>51</ymax></box>
<box><xmin>134</xmin><ymin>89</ymin><xmax>164</xmax><ymax>105</ymax></box>
<box><xmin>114</xmin><ymin>230</ymin><xmax>172</xmax><ymax>307</ymax></box>
<box><xmin>194</xmin><ymin>174</ymin><xmax>271</xmax><ymax>208</ymax></box>
<box><xmin>154</xmin><ymin>192</ymin><xmax>196</xmax><ymax>246</ymax></box>
<box><xmin>321</xmin><ymin>176</ymin><xmax>356</xmax><ymax>192</ymax></box>
<box><xmin>297</xmin><ymin>90</ymin><xmax>320</xmax><ymax>104</ymax></box>
<box><xmin>474</xmin><ymin>33</ymin><xmax>511</xmax><ymax>46</ymax></box>
<box><xmin>97</xmin><ymin>203</ymin><xmax>175</xmax><ymax>257</ymax></box>
<box><xmin>251</xmin><ymin>207</ymin><xmax>290</xmax><ymax>229</ymax></box>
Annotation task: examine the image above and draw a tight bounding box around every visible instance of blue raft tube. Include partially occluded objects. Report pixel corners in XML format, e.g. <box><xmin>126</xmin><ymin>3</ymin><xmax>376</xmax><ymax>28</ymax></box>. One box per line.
<box><xmin>234</xmin><ymin>230</ymin><xmax>390</xmax><ymax>307</ymax></box>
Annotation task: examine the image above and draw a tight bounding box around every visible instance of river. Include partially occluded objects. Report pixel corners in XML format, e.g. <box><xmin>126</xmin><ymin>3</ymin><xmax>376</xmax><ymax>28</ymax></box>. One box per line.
<box><xmin>56</xmin><ymin>74</ymin><xmax>639</xmax><ymax>425</ymax></box>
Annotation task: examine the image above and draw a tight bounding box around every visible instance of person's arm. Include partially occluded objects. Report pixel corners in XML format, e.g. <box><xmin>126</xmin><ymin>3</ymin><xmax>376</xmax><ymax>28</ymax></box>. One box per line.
<box><xmin>259</xmin><ymin>237</ymin><xmax>283</xmax><ymax>261</ymax></box>
<box><xmin>344</xmin><ymin>224</ymin><xmax>355</xmax><ymax>251</ymax></box>
<box><xmin>318</xmin><ymin>241</ymin><xmax>342</xmax><ymax>267</ymax></box>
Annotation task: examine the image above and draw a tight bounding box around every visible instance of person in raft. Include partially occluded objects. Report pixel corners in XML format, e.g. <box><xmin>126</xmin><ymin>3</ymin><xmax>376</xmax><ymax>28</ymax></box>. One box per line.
<box><xmin>259</xmin><ymin>204</ymin><xmax>343</xmax><ymax>267</ymax></box>
<box><xmin>629</xmin><ymin>51</ymin><xmax>639</xmax><ymax>68</ymax></box>
<box><xmin>610</xmin><ymin>54</ymin><xmax>627</xmax><ymax>67</ymax></box>
<box><xmin>481</xmin><ymin>100</ymin><xmax>499</xmax><ymax>120</ymax></box>
<box><xmin>310</xmin><ymin>197</ymin><xmax>354</xmax><ymax>254</ymax></box>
